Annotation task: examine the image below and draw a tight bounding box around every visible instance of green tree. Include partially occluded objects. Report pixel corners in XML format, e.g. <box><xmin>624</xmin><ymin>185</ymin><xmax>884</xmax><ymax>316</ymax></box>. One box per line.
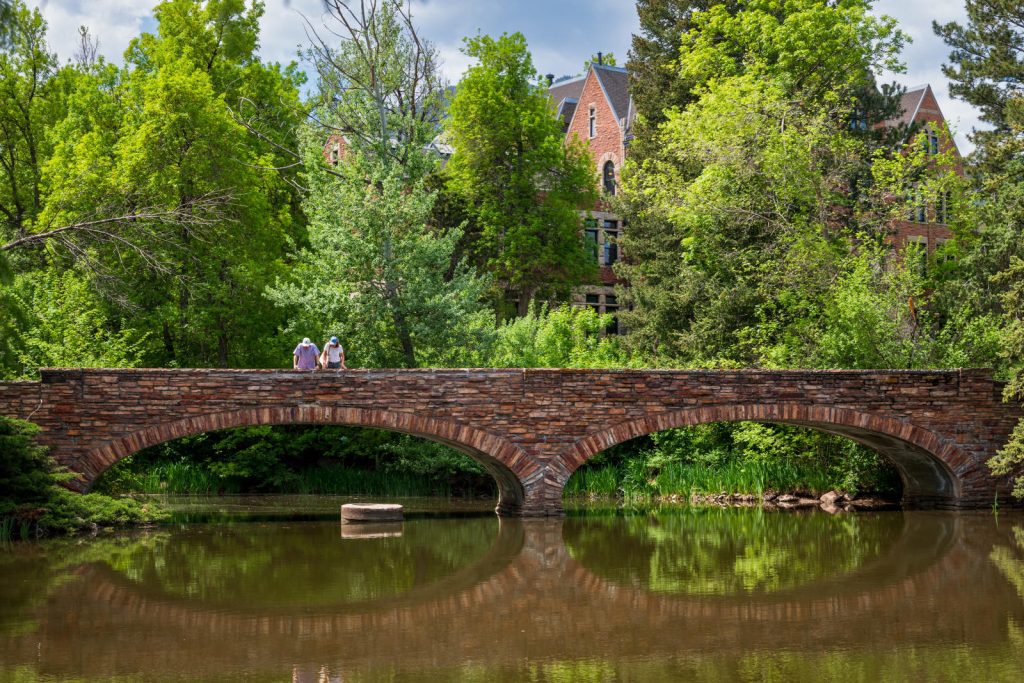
<box><xmin>38</xmin><ymin>0</ymin><xmax>305</xmax><ymax>368</ymax></box>
<box><xmin>445</xmin><ymin>32</ymin><xmax>597</xmax><ymax>317</ymax></box>
<box><xmin>302</xmin><ymin>0</ymin><xmax>444</xmax><ymax>173</ymax></box>
<box><xmin>989</xmin><ymin>258</ymin><xmax>1024</xmax><ymax>496</ymax></box>
<box><xmin>0</xmin><ymin>417</ymin><xmax>56</xmax><ymax>508</ymax></box>
<box><xmin>934</xmin><ymin>0</ymin><xmax>1024</xmax><ymax>156</ymax></box>
<box><xmin>0</xmin><ymin>254</ymin><xmax>24</xmax><ymax>371</ymax></box>
<box><xmin>0</xmin><ymin>1</ymin><xmax>68</xmax><ymax>243</ymax></box>
<box><xmin>616</xmin><ymin>0</ymin><xmax>907</xmax><ymax>364</ymax></box>
<box><xmin>0</xmin><ymin>0</ymin><xmax>14</xmax><ymax>46</ymax></box>
<box><xmin>582</xmin><ymin>52</ymin><xmax>617</xmax><ymax>71</ymax></box>
<box><xmin>487</xmin><ymin>304</ymin><xmax>628</xmax><ymax>368</ymax></box>
<box><xmin>8</xmin><ymin>269</ymin><xmax>148</xmax><ymax>377</ymax></box>
<box><xmin>271</xmin><ymin>0</ymin><xmax>490</xmax><ymax>368</ymax></box>
<box><xmin>627</xmin><ymin>0</ymin><xmax>740</xmax><ymax>132</ymax></box>
<box><xmin>269</xmin><ymin>146</ymin><xmax>491</xmax><ymax>368</ymax></box>
<box><xmin>935</xmin><ymin>0</ymin><xmax>1024</xmax><ymax>495</ymax></box>
<box><xmin>0</xmin><ymin>416</ymin><xmax>160</xmax><ymax>534</ymax></box>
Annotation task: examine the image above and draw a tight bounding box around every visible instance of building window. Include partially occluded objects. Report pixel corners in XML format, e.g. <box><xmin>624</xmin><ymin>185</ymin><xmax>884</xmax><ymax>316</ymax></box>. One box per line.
<box><xmin>585</xmin><ymin>293</ymin><xmax>601</xmax><ymax>313</ymax></box>
<box><xmin>602</xmin><ymin>220</ymin><xmax>619</xmax><ymax>266</ymax></box>
<box><xmin>850</xmin><ymin>108</ymin><xmax>868</xmax><ymax>131</ymax></box>
<box><xmin>936</xmin><ymin>191</ymin><xmax>952</xmax><ymax>224</ymax></box>
<box><xmin>923</xmin><ymin>127</ymin><xmax>939</xmax><ymax>155</ymax></box>
<box><xmin>584</xmin><ymin>227</ymin><xmax>599</xmax><ymax>263</ymax></box>
<box><xmin>604</xmin><ymin>294</ymin><xmax>619</xmax><ymax>335</ymax></box>
<box><xmin>588</xmin><ymin>106</ymin><xmax>596</xmax><ymax>138</ymax></box>
<box><xmin>935</xmin><ymin>238</ymin><xmax>955</xmax><ymax>265</ymax></box>
<box><xmin>908</xmin><ymin>189</ymin><xmax>926</xmax><ymax>222</ymax></box>
<box><xmin>907</xmin><ymin>236</ymin><xmax>928</xmax><ymax>276</ymax></box>
<box><xmin>603</xmin><ymin>160</ymin><xmax>616</xmax><ymax>195</ymax></box>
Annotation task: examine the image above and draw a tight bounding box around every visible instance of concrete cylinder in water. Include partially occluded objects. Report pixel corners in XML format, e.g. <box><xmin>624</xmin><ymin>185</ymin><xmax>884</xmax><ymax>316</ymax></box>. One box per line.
<box><xmin>341</xmin><ymin>503</ymin><xmax>404</xmax><ymax>523</ymax></box>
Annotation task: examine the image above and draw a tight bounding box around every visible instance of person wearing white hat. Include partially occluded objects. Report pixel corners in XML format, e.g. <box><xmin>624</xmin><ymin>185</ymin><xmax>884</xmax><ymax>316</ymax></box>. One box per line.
<box><xmin>292</xmin><ymin>337</ymin><xmax>321</xmax><ymax>371</ymax></box>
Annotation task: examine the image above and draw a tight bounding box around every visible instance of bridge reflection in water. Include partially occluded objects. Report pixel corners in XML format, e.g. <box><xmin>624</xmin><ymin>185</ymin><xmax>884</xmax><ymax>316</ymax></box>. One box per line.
<box><xmin>2</xmin><ymin>511</ymin><xmax>1024</xmax><ymax>681</ymax></box>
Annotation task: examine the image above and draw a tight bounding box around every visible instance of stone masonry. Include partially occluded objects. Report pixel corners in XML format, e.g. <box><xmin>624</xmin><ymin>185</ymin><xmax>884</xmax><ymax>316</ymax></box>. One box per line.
<box><xmin>0</xmin><ymin>368</ymin><xmax>1021</xmax><ymax>515</ymax></box>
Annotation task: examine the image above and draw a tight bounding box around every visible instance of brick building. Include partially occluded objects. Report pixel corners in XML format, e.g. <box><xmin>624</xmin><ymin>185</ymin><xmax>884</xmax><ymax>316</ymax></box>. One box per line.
<box><xmin>878</xmin><ymin>84</ymin><xmax>961</xmax><ymax>255</ymax></box>
<box><xmin>548</xmin><ymin>60</ymin><xmax>634</xmax><ymax>332</ymax></box>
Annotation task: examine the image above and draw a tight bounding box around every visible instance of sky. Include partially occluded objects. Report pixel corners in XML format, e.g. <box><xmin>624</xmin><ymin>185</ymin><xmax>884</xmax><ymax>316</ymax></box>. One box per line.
<box><xmin>35</xmin><ymin>0</ymin><xmax>983</xmax><ymax>152</ymax></box>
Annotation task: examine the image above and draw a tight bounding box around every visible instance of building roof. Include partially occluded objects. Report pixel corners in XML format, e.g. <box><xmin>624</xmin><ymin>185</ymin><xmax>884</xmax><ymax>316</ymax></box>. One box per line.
<box><xmin>548</xmin><ymin>75</ymin><xmax>586</xmax><ymax>105</ymax></box>
<box><xmin>591</xmin><ymin>65</ymin><xmax>632</xmax><ymax>126</ymax></box>
<box><xmin>881</xmin><ymin>84</ymin><xmax>930</xmax><ymax>130</ymax></box>
<box><xmin>547</xmin><ymin>64</ymin><xmax>636</xmax><ymax>137</ymax></box>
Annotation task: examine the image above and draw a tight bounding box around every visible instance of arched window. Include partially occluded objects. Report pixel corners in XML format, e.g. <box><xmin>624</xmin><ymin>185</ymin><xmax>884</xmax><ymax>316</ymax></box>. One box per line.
<box><xmin>603</xmin><ymin>160</ymin><xmax>616</xmax><ymax>195</ymax></box>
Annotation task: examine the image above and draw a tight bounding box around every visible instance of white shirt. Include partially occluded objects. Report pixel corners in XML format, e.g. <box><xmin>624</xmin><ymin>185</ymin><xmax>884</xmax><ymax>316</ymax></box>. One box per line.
<box><xmin>325</xmin><ymin>343</ymin><xmax>344</xmax><ymax>363</ymax></box>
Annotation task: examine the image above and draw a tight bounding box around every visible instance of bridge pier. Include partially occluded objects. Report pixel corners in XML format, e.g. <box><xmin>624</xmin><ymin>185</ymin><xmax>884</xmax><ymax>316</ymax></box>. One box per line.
<box><xmin>496</xmin><ymin>473</ymin><xmax>565</xmax><ymax>517</ymax></box>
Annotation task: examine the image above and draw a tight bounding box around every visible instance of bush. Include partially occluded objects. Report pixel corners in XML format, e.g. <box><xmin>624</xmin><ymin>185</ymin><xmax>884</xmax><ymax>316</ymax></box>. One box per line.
<box><xmin>0</xmin><ymin>416</ymin><xmax>162</xmax><ymax>538</ymax></box>
<box><xmin>563</xmin><ymin>422</ymin><xmax>901</xmax><ymax>500</ymax></box>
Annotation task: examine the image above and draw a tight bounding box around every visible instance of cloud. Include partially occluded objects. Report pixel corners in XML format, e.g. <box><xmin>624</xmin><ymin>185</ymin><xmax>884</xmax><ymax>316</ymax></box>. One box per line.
<box><xmin>37</xmin><ymin>0</ymin><xmax>150</xmax><ymax>64</ymax></box>
<box><xmin>873</xmin><ymin>0</ymin><xmax>985</xmax><ymax>153</ymax></box>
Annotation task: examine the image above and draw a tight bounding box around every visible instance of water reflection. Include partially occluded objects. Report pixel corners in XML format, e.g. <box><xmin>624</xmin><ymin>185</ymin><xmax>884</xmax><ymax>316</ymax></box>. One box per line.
<box><xmin>1</xmin><ymin>510</ymin><xmax>1024</xmax><ymax>682</ymax></box>
<box><xmin>563</xmin><ymin>507</ymin><xmax>945</xmax><ymax>597</ymax></box>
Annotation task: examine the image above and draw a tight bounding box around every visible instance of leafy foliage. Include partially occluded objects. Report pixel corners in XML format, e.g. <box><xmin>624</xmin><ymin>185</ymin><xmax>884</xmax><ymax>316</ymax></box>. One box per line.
<box><xmin>617</xmin><ymin>0</ymin><xmax>910</xmax><ymax>365</ymax></box>
<box><xmin>487</xmin><ymin>304</ymin><xmax>628</xmax><ymax>368</ymax></box>
<box><xmin>269</xmin><ymin>147</ymin><xmax>490</xmax><ymax>368</ymax></box>
<box><xmin>444</xmin><ymin>33</ymin><xmax>597</xmax><ymax>316</ymax></box>
<box><xmin>934</xmin><ymin>0</ymin><xmax>1024</xmax><ymax>152</ymax></box>
<box><xmin>0</xmin><ymin>416</ymin><xmax>161</xmax><ymax>536</ymax></box>
<box><xmin>935</xmin><ymin>0</ymin><xmax>1024</xmax><ymax>496</ymax></box>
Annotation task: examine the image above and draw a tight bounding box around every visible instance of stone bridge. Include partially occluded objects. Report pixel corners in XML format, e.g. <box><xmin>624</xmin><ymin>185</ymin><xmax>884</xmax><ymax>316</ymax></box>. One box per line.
<box><xmin>0</xmin><ymin>368</ymin><xmax>1021</xmax><ymax>514</ymax></box>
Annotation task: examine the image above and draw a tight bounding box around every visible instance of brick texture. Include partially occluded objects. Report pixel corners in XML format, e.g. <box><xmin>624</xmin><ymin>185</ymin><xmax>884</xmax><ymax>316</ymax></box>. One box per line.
<box><xmin>565</xmin><ymin>71</ymin><xmax>624</xmax><ymax>195</ymax></box>
<box><xmin>0</xmin><ymin>368</ymin><xmax>1021</xmax><ymax>515</ymax></box>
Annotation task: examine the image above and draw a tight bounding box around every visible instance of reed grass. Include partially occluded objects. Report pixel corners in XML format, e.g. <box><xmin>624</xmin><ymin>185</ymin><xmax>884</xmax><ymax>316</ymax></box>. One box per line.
<box><xmin>104</xmin><ymin>462</ymin><xmax>462</xmax><ymax>497</ymax></box>
<box><xmin>564</xmin><ymin>459</ymin><xmax>841</xmax><ymax>500</ymax></box>
<box><xmin>119</xmin><ymin>462</ymin><xmax>224</xmax><ymax>495</ymax></box>
<box><xmin>563</xmin><ymin>465</ymin><xmax>620</xmax><ymax>497</ymax></box>
<box><xmin>654</xmin><ymin>460</ymin><xmax>835</xmax><ymax>496</ymax></box>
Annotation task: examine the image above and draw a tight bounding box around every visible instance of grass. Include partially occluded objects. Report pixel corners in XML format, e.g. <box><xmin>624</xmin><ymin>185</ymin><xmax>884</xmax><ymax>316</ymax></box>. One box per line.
<box><xmin>564</xmin><ymin>459</ymin><xmax>843</xmax><ymax>500</ymax></box>
<box><xmin>563</xmin><ymin>465</ymin><xmax>620</xmax><ymax>498</ymax></box>
<box><xmin>0</xmin><ymin>516</ymin><xmax>14</xmax><ymax>543</ymax></box>
<box><xmin>655</xmin><ymin>460</ymin><xmax>836</xmax><ymax>497</ymax></box>
<box><xmin>101</xmin><ymin>462</ymin><xmax>475</xmax><ymax>498</ymax></box>
<box><xmin>111</xmin><ymin>462</ymin><xmax>223</xmax><ymax>495</ymax></box>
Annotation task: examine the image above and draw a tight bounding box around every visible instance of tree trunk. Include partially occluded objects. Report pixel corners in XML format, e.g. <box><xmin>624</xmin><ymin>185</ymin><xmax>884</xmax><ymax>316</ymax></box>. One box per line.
<box><xmin>516</xmin><ymin>284</ymin><xmax>538</xmax><ymax>317</ymax></box>
<box><xmin>390</xmin><ymin>302</ymin><xmax>416</xmax><ymax>367</ymax></box>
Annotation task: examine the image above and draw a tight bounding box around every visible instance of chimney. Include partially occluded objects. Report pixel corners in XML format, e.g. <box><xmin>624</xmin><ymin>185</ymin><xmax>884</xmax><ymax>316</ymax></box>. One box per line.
<box><xmin>545</xmin><ymin>73</ymin><xmax>554</xmax><ymax>87</ymax></box>
<box><xmin>597</xmin><ymin>52</ymin><xmax>603</xmax><ymax>66</ymax></box>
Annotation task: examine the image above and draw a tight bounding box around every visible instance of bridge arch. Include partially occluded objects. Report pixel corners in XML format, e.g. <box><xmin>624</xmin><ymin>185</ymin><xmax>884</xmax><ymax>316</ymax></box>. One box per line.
<box><xmin>561</xmin><ymin>404</ymin><xmax>966</xmax><ymax>505</ymax></box>
<box><xmin>80</xmin><ymin>406</ymin><xmax>533</xmax><ymax>515</ymax></box>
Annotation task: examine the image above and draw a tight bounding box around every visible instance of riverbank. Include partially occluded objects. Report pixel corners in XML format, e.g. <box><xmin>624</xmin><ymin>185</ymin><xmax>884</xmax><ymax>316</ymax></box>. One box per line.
<box><xmin>0</xmin><ymin>417</ymin><xmax>166</xmax><ymax>540</ymax></box>
<box><xmin>563</xmin><ymin>459</ymin><xmax>900</xmax><ymax>503</ymax></box>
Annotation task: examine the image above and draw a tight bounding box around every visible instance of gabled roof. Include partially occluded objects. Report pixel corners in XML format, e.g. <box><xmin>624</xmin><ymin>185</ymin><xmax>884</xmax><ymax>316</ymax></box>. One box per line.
<box><xmin>555</xmin><ymin>98</ymin><xmax>578</xmax><ymax>128</ymax></box>
<box><xmin>547</xmin><ymin>64</ymin><xmax>636</xmax><ymax>137</ymax></box>
<box><xmin>547</xmin><ymin>75</ymin><xmax>586</xmax><ymax>105</ymax></box>
<box><xmin>591</xmin><ymin>65</ymin><xmax>632</xmax><ymax>125</ymax></box>
<box><xmin>881</xmin><ymin>84</ymin><xmax>929</xmax><ymax>130</ymax></box>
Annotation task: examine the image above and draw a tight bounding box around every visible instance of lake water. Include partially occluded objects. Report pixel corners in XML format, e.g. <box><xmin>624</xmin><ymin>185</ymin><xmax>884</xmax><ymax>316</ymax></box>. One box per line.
<box><xmin>2</xmin><ymin>499</ymin><xmax>1024</xmax><ymax>682</ymax></box>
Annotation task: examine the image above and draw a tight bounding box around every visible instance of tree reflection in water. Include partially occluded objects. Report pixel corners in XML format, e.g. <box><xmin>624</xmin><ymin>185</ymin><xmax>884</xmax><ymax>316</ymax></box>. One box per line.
<box><xmin>563</xmin><ymin>507</ymin><xmax>905</xmax><ymax>596</ymax></box>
